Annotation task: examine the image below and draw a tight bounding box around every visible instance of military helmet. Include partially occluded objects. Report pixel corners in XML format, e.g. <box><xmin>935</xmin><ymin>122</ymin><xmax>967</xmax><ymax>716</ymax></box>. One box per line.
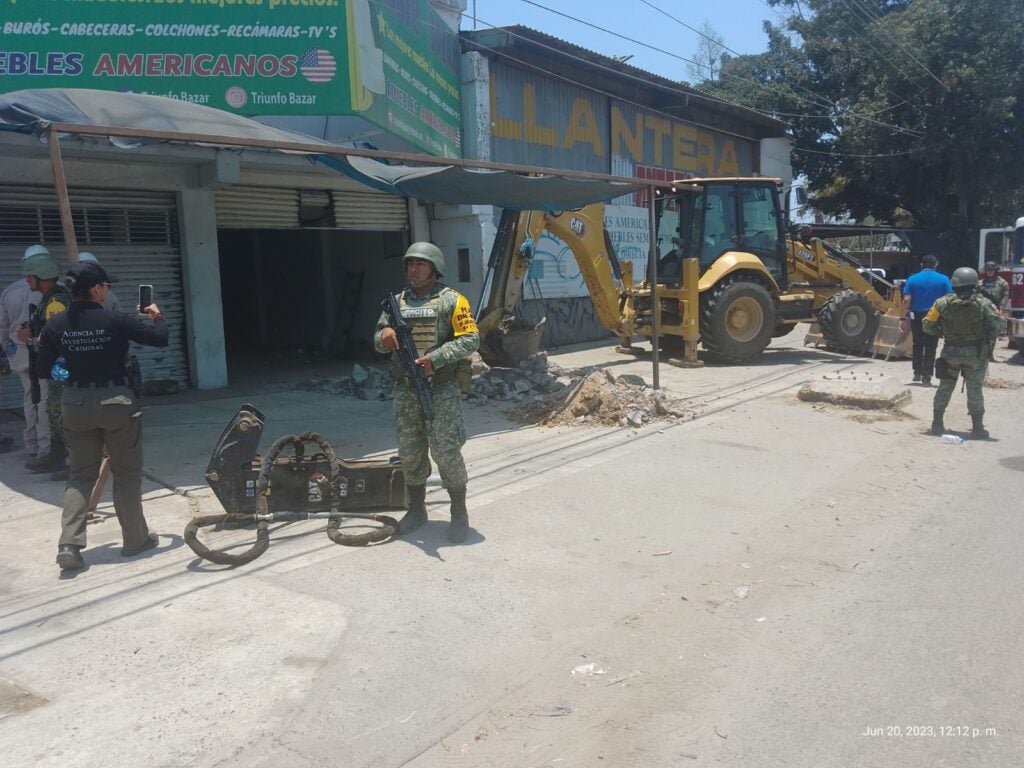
<box><xmin>23</xmin><ymin>244</ymin><xmax>49</xmax><ymax>261</ymax></box>
<box><xmin>951</xmin><ymin>267</ymin><xmax>979</xmax><ymax>288</ymax></box>
<box><xmin>404</xmin><ymin>241</ymin><xmax>444</xmax><ymax>277</ymax></box>
<box><xmin>983</xmin><ymin>261</ymin><xmax>998</xmax><ymax>271</ymax></box>
<box><xmin>78</xmin><ymin>251</ymin><xmax>97</xmax><ymax>263</ymax></box>
<box><xmin>22</xmin><ymin>253</ymin><xmax>62</xmax><ymax>280</ymax></box>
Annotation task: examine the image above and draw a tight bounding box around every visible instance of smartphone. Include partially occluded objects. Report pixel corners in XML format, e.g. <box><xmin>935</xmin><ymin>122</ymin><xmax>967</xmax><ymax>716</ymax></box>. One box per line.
<box><xmin>139</xmin><ymin>284</ymin><xmax>154</xmax><ymax>312</ymax></box>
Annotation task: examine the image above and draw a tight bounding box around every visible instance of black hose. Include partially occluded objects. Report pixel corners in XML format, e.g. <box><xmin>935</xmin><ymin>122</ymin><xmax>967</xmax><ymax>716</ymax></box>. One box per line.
<box><xmin>186</xmin><ymin>431</ymin><xmax>397</xmax><ymax>565</ymax></box>
<box><xmin>183</xmin><ymin>512</ymin><xmax>270</xmax><ymax>566</ymax></box>
<box><xmin>326</xmin><ymin>515</ymin><xmax>400</xmax><ymax>547</ymax></box>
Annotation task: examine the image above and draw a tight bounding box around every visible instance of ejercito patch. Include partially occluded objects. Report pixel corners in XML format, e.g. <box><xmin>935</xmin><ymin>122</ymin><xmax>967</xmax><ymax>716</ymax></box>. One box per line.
<box><xmin>402</xmin><ymin>307</ymin><xmax>437</xmax><ymax>319</ymax></box>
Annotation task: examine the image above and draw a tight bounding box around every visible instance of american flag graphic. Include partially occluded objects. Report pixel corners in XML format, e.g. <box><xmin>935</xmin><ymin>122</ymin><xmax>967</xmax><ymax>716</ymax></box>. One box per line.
<box><xmin>300</xmin><ymin>48</ymin><xmax>337</xmax><ymax>84</ymax></box>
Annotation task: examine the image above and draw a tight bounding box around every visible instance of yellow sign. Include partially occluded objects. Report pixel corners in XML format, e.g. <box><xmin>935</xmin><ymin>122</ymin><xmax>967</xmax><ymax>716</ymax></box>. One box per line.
<box><xmin>490</xmin><ymin>76</ymin><xmax>742</xmax><ymax>176</ymax></box>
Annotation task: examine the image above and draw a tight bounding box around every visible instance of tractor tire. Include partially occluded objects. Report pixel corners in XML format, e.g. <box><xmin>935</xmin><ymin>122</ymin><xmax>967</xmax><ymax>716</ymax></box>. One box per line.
<box><xmin>818</xmin><ymin>289</ymin><xmax>880</xmax><ymax>354</ymax></box>
<box><xmin>700</xmin><ymin>276</ymin><xmax>776</xmax><ymax>362</ymax></box>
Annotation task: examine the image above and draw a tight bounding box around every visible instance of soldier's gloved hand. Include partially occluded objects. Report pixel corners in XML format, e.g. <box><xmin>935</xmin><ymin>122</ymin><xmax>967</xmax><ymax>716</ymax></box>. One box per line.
<box><xmin>380</xmin><ymin>327</ymin><xmax>398</xmax><ymax>351</ymax></box>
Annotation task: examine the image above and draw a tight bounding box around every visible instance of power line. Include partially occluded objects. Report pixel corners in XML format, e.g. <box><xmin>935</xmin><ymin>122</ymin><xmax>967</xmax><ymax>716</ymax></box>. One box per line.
<box><xmin>513</xmin><ymin>0</ymin><xmax>924</xmax><ymax>137</ymax></box>
<box><xmin>637</xmin><ymin>0</ymin><xmax>924</xmax><ymax>135</ymax></box>
<box><xmin>517</xmin><ymin>0</ymin><xmax>834</xmax><ymax>114</ymax></box>
<box><xmin>408</xmin><ymin>5</ymin><xmax>776</xmax><ymax>143</ymax></box>
<box><xmin>793</xmin><ymin>145</ymin><xmax>929</xmax><ymax>158</ymax></box>
<box><xmin>766</xmin><ymin>0</ymin><xmax>930</xmax><ymax>122</ymax></box>
<box><xmin>372</xmin><ymin>0</ymin><xmax>929</xmax><ymax>163</ymax></box>
<box><xmin>454</xmin><ymin>11</ymin><xmax>781</xmax><ymax>125</ymax></box>
<box><xmin>639</xmin><ymin>0</ymin><xmax>834</xmax><ymax>107</ymax></box>
<box><xmin>840</xmin><ymin>0</ymin><xmax>949</xmax><ymax>91</ymax></box>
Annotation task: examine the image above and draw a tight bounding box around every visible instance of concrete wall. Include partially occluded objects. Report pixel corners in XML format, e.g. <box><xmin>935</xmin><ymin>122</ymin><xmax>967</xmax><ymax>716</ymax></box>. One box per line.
<box><xmin>760</xmin><ymin>138</ymin><xmax>793</xmax><ymax>186</ymax></box>
<box><xmin>178</xmin><ymin>190</ymin><xmax>228</xmax><ymax>390</ymax></box>
<box><xmin>429</xmin><ymin>203</ymin><xmax>497</xmax><ymax>310</ymax></box>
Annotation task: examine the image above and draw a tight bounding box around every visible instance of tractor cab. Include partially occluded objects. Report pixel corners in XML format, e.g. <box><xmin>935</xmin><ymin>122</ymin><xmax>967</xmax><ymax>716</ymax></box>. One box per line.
<box><xmin>656</xmin><ymin>179</ymin><xmax>787</xmax><ymax>289</ymax></box>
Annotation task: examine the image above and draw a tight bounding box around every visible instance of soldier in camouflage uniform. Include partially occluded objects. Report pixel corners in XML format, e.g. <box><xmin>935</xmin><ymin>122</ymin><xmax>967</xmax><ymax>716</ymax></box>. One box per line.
<box><xmin>978</xmin><ymin>261</ymin><xmax>1010</xmax><ymax>312</ymax></box>
<box><xmin>18</xmin><ymin>252</ymin><xmax>71</xmax><ymax>474</ymax></box>
<box><xmin>374</xmin><ymin>242</ymin><xmax>480</xmax><ymax>543</ymax></box>
<box><xmin>923</xmin><ymin>267</ymin><xmax>1004</xmax><ymax>438</ymax></box>
<box><xmin>978</xmin><ymin>261</ymin><xmax>1010</xmax><ymax>361</ymax></box>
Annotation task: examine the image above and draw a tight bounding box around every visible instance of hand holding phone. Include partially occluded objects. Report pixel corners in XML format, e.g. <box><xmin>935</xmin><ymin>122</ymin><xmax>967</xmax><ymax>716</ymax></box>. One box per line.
<box><xmin>138</xmin><ymin>284</ymin><xmax>154</xmax><ymax>312</ymax></box>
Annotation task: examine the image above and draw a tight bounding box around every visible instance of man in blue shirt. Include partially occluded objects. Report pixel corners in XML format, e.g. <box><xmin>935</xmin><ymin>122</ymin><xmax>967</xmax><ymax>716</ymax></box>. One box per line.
<box><xmin>899</xmin><ymin>254</ymin><xmax>952</xmax><ymax>385</ymax></box>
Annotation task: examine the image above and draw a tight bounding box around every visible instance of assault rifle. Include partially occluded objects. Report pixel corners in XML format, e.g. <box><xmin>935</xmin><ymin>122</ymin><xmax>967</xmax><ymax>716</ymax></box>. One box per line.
<box><xmin>25</xmin><ymin>303</ymin><xmax>40</xmax><ymax>404</ymax></box>
<box><xmin>382</xmin><ymin>293</ymin><xmax>434</xmax><ymax>421</ymax></box>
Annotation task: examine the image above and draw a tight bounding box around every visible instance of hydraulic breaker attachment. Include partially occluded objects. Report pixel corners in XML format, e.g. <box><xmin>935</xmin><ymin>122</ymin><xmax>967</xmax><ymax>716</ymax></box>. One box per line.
<box><xmin>187</xmin><ymin>404</ymin><xmax>405</xmax><ymax>566</ymax></box>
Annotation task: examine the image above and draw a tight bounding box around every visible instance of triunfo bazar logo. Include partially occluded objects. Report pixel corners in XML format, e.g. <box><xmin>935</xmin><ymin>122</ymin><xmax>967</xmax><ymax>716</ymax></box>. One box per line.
<box><xmin>225</xmin><ymin>86</ymin><xmax>248</xmax><ymax>109</ymax></box>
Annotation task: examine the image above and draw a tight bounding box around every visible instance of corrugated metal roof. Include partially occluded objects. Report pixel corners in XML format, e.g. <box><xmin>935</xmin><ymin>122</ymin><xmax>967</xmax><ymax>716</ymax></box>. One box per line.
<box><xmin>461</xmin><ymin>25</ymin><xmax>787</xmax><ymax>135</ymax></box>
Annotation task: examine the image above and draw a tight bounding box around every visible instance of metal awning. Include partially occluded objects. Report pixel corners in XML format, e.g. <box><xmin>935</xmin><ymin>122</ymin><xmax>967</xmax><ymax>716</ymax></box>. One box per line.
<box><xmin>0</xmin><ymin>88</ymin><xmax>668</xmax><ymax>387</ymax></box>
<box><xmin>320</xmin><ymin>155</ymin><xmax>642</xmax><ymax>209</ymax></box>
<box><xmin>0</xmin><ymin>89</ymin><xmax>648</xmax><ymax>210</ymax></box>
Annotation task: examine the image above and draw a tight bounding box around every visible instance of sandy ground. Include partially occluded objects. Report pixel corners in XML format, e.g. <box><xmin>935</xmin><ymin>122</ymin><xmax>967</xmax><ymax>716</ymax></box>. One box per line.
<box><xmin>1</xmin><ymin>329</ymin><xmax>1022</xmax><ymax>767</ymax></box>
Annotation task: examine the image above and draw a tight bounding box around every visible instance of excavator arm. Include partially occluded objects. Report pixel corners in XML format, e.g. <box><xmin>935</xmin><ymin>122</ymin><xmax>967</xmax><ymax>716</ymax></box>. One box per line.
<box><xmin>476</xmin><ymin>205</ymin><xmax>634</xmax><ymax>366</ymax></box>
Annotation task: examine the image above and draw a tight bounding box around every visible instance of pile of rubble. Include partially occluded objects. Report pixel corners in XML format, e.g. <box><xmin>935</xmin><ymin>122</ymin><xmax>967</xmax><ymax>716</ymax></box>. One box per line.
<box><xmin>295</xmin><ymin>364</ymin><xmax>394</xmax><ymax>401</ymax></box>
<box><xmin>294</xmin><ymin>352</ymin><xmax>691</xmax><ymax>428</ymax></box>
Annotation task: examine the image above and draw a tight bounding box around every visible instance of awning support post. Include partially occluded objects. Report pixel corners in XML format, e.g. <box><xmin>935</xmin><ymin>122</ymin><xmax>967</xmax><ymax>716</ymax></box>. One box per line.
<box><xmin>47</xmin><ymin>124</ymin><xmax>79</xmax><ymax>264</ymax></box>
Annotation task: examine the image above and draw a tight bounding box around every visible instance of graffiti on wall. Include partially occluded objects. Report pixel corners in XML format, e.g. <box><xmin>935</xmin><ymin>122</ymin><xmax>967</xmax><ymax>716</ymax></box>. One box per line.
<box><xmin>524</xmin><ymin>204</ymin><xmax>649</xmax><ymax>299</ymax></box>
<box><xmin>518</xmin><ymin>297</ymin><xmax>611</xmax><ymax>349</ymax></box>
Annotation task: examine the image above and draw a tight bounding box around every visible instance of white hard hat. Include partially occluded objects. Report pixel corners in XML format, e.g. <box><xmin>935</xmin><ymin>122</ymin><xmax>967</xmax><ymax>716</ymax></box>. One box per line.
<box><xmin>23</xmin><ymin>244</ymin><xmax>49</xmax><ymax>261</ymax></box>
<box><xmin>78</xmin><ymin>252</ymin><xmax>97</xmax><ymax>263</ymax></box>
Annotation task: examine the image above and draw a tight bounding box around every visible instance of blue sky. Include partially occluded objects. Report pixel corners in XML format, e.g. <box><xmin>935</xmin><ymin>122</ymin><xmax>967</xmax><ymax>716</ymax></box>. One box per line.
<box><xmin>461</xmin><ymin>0</ymin><xmax>786</xmax><ymax>81</ymax></box>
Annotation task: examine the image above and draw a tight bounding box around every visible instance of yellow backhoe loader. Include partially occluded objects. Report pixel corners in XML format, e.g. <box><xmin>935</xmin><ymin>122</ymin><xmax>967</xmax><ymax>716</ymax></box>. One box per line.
<box><xmin>476</xmin><ymin>177</ymin><xmax>909</xmax><ymax>367</ymax></box>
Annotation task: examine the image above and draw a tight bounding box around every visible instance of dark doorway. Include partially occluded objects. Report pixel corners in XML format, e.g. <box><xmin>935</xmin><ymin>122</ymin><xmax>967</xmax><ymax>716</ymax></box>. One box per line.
<box><xmin>217</xmin><ymin>228</ymin><xmax>408</xmax><ymax>377</ymax></box>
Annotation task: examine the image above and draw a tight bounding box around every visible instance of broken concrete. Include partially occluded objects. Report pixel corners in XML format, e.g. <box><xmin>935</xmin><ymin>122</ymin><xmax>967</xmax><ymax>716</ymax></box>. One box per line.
<box><xmin>293</xmin><ymin>352</ymin><xmax>690</xmax><ymax>429</ymax></box>
<box><xmin>798</xmin><ymin>371</ymin><xmax>911</xmax><ymax>410</ymax></box>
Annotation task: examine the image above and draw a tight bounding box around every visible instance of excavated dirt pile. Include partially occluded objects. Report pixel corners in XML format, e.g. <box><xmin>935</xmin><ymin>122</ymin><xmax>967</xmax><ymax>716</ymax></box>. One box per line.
<box><xmin>295</xmin><ymin>352</ymin><xmax>691</xmax><ymax>428</ymax></box>
<box><xmin>500</xmin><ymin>367</ymin><xmax>691</xmax><ymax>428</ymax></box>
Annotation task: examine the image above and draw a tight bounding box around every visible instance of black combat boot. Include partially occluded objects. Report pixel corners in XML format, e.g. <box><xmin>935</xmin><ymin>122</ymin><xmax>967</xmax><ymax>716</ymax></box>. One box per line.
<box><xmin>448</xmin><ymin>487</ymin><xmax>469</xmax><ymax>543</ymax></box>
<box><xmin>56</xmin><ymin>545</ymin><xmax>84</xmax><ymax>571</ymax></box>
<box><xmin>399</xmin><ymin>485</ymin><xmax>427</xmax><ymax>535</ymax></box>
<box><xmin>929</xmin><ymin>411</ymin><xmax>945</xmax><ymax>436</ymax></box>
<box><xmin>970</xmin><ymin>413</ymin><xmax>989</xmax><ymax>439</ymax></box>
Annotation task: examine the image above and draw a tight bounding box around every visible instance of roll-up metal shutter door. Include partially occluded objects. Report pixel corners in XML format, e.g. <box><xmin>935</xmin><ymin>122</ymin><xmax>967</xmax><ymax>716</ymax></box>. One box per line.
<box><xmin>332</xmin><ymin>190</ymin><xmax>408</xmax><ymax>230</ymax></box>
<box><xmin>215</xmin><ymin>187</ymin><xmax>300</xmax><ymax>229</ymax></box>
<box><xmin>0</xmin><ymin>184</ymin><xmax>189</xmax><ymax>410</ymax></box>
<box><xmin>215</xmin><ymin>186</ymin><xmax>408</xmax><ymax>230</ymax></box>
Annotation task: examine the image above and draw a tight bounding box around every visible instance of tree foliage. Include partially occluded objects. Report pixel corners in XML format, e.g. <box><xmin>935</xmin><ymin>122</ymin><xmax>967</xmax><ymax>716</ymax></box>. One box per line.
<box><xmin>686</xmin><ymin>21</ymin><xmax>727</xmax><ymax>83</ymax></box>
<box><xmin>701</xmin><ymin>0</ymin><xmax>1024</xmax><ymax>265</ymax></box>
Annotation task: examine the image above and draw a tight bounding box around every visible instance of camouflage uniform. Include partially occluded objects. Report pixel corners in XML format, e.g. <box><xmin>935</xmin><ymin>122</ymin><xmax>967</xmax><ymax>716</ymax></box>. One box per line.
<box><xmin>29</xmin><ymin>284</ymin><xmax>71</xmax><ymax>457</ymax></box>
<box><xmin>374</xmin><ymin>284</ymin><xmax>479</xmax><ymax>488</ymax></box>
<box><xmin>978</xmin><ymin>274</ymin><xmax>1010</xmax><ymax>311</ymax></box>
<box><xmin>923</xmin><ymin>292</ymin><xmax>1003</xmax><ymax>427</ymax></box>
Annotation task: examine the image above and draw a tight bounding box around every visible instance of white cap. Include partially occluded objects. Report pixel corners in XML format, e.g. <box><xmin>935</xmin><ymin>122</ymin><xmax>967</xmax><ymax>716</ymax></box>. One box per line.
<box><xmin>78</xmin><ymin>252</ymin><xmax>97</xmax><ymax>263</ymax></box>
<box><xmin>23</xmin><ymin>244</ymin><xmax>49</xmax><ymax>261</ymax></box>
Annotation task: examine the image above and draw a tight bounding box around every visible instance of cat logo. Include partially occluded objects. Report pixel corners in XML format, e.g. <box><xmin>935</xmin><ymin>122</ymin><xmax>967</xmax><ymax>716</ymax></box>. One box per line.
<box><xmin>569</xmin><ymin>217</ymin><xmax>585</xmax><ymax>237</ymax></box>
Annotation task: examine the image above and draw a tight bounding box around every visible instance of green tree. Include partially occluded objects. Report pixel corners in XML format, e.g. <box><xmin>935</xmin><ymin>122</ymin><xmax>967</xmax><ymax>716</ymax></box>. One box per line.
<box><xmin>703</xmin><ymin>0</ymin><xmax>1024</xmax><ymax>266</ymax></box>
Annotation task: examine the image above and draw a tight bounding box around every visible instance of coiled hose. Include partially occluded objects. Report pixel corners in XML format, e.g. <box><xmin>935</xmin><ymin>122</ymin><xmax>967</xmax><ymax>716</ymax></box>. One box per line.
<box><xmin>184</xmin><ymin>432</ymin><xmax>398</xmax><ymax>566</ymax></box>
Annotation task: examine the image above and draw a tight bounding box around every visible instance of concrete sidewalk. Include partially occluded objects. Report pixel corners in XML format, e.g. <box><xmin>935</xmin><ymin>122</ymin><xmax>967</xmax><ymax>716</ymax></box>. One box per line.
<box><xmin>2</xmin><ymin>330</ymin><xmax>1020</xmax><ymax>767</ymax></box>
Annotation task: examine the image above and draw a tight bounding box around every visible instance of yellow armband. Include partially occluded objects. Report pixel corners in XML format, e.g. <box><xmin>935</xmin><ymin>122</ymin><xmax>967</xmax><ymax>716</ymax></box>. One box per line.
<box><xmin>451</xmin><ymin>294</ymin><xmax>478</xmax><ymax>336</ymax></box>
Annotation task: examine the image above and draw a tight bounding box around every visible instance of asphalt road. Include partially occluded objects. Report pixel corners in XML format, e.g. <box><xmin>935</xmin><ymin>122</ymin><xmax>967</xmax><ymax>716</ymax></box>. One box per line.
<box><xmin>1</xmin><ymin>333</ymin><xmax>1021</xmax><ymax>767</ymax></box>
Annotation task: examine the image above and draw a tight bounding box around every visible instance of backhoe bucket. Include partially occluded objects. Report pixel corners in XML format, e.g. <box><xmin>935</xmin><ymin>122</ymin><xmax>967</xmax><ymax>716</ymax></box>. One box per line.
<box><xmin>804</xmin><ymin>311</ymin><xmax>910</xmax><ymax>360</ymax></box>
<box><xmin>479</xmin><ymin>317</ymin><xmax>546</xmax><ymax>368</ymax></box>
<box><xmin>868</xmin><ymin>312</ymin><xmax>911</xmax><ymax>360</ymax></box>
